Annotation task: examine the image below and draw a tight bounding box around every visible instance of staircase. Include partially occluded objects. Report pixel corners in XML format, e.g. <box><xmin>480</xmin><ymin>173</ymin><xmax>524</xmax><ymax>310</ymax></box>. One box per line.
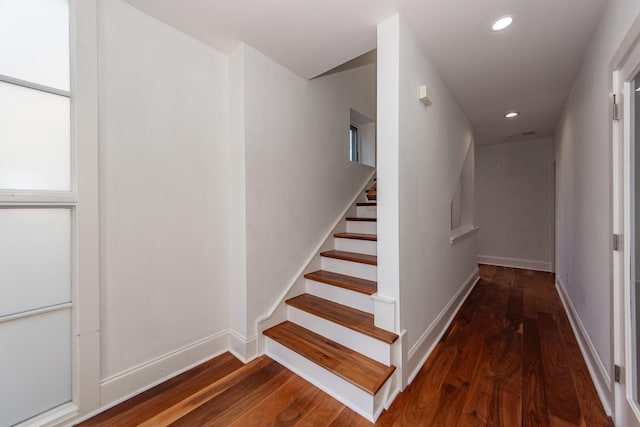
<box><xmin>263</xmin><ymin>182</ymin><xmax>398</xmax><ymax>422</ymax></box>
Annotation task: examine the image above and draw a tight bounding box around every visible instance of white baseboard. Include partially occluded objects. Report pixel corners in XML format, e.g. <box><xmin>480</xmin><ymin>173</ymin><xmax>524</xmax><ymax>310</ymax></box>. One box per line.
<box><xmin>555</xmin><ymin>276</ymin><xmax>613</xmax><ymax>416</ymax></box>
<box><xmin>405</xmin><ymin>267</ymin><xmax>480</xmax><ymax>386</ymax></box>
<box><xmin>478</xmin><ymin>255</ymin><xmax>552</xmax><ymax>272</ymax></box>
<box><xmin>100</xmin><ymin>329</ymin><xmax>231</xmax><ymax>409</ymax></box>
<box><xmin>229</xmin><ymin>329</ymin><xmax>259</xmax><ymax>363</ymax></box>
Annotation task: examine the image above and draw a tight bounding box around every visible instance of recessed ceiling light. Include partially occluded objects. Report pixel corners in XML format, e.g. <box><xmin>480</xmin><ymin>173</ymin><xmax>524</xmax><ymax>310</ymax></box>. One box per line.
<box><xmin>504</xmin><ymin>112</ymin><xmax>519</xmax><ymax>118</ymax></box>
<box><xmin>492</xmin><ymin>16</ymin><xmax>513</xmax><ymax>31</ymax></box>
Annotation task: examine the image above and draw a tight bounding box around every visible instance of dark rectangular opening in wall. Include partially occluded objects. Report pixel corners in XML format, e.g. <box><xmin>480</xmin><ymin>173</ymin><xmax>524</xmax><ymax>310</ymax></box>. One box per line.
<box><xmin>349</xmin><ymin>125</ymin><xmax>359</xmax><ymax>162</ymax></box>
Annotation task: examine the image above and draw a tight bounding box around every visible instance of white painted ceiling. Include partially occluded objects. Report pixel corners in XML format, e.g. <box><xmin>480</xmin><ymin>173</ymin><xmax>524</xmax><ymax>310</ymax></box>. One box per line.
<box><xmin>123</xmin><ymin>0</ymin><xmax>607</xmax><ymax>145</ymax></box>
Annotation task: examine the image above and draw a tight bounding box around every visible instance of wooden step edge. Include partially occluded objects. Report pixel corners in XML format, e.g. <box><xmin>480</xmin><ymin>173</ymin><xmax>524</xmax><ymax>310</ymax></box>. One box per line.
<box><xmin>304</xmin><ymin>270</ymin><xmax>377</xmax><ymax>295</ymax></box>
<box><xmin>346</xmin><ymin>217</ymin><xmax>376</xmax><ymax>222</ymax></box>
<box><xmin>286</xmin><ymin>294</ymin><xmax>399</xmax><ymax>344</ymax></box>
<box><xmin>367</xmin><ymin>195</ymin><xmax>377</xmax><ymax>201</ymax></box>
<box><xmin>320</xmin><ymin>250</ymin><xmax>377</xmax><ymax>266</ymax></box>
<box><xmin>356</xmin><ymin>202</ymin><xmax>377</xmax><ymax>206</ymax></box>
<box><xmin>264</xmin><ymin>321</ymin><xmax>396</xmax><ymax>395</ymax></box>
<box><xmin>334</xmin><ymin>232</ymin><xmax>377</xmax><ymax>241</ymax></box>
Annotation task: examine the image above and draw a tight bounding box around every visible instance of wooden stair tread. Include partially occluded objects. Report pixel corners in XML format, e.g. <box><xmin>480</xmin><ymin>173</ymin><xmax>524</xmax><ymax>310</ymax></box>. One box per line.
<box><xmin>264</xmin><ymin>321</ymin><xmax>395</xmax><ymax>395</ymax></box>
<box><xmin>304</xmin><ymin>270</ymin><xmax>377</xmax><ymax>295</ymax></box>
<box><xmin>320</xmin><ymin>250</ymin><xmax>377</xmax><ymax>265</ymax></box>
<box><xmin>286</xmin><ymin>294</ymin><xmax>398</xmax><ymax>344</ymax></box>
<box><xmin>346</xmin><ymin>217</ymin><xmax>376</xmax><ymax>222</ymax></box>
<box><xmin>334</xmin><ymin>232</ymin><xmax>377</xmax><ymax>241</ymax></box>
<box><xmin>356</xmin><ymin>202</ymin><xmax>376</xmax><ymax>206</ymax></box>
<box><xmin>367</xmin><ymin>194</ymin><xmax>377</xmax><ymax>201</ymax></box>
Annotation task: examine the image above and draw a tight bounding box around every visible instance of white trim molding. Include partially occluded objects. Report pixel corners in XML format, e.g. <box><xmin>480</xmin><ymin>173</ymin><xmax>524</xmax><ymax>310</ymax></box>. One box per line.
<box><xmin>405</xmin><ymin>267</ymin><xmax>480</xmax><ymax>386</ymax></box>
<box><xmin>99</xmin><ymin>330</ymin><xmax>231</xmax><ymax>408</ymax></box>
<box><xmin>556</xmin><ymin>276</ymin><xmax>613</xmax><ymax>416</ymax></box>
<box><xmin>450</xmin><ymin>226</ymin><xmax>479</xmax><ymax>244</ymax></box>
<box><xmin>229</xmin><ymin>329</ymin><xmax>259</xmax><ymax>363</ymax></box>
<box><xmin>478</xmin><ymin>255</ymin><xmax>553</xmax><ymax>272</ymax></box>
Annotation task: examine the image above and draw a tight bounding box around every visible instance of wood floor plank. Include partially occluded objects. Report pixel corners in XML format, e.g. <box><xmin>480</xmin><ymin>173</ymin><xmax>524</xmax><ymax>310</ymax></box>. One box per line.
<box><xmin>226</xmin><ymin>374</ymin><xmax>320</xmax><ymax>427</ymax></box>
<box><xmin>522</xmin><ymin>316</ymin><xmax>551</xmax><ymax>427</ymax></box>
<box><xmin>537</xmin><ymin>313</ymin><xmax>582</xmax><ymax>425</ymax></box>
<box><xmin>78</xmin><ymin>352</ymin><xmax>244</xmax><ymax>426</ymax></box>
<box><xmin>382</xmin><ymin>344</ymin><xmax>459</xmax><ymax>426</ymax></box>
<box><xmin>138</xmin><ymin>356</ymin><xmax>276</xmax><ymax>427</ymax></box>
<box><xmin>168</xmin><ymin>360</ymin><xmax>291</xmax><ymax>427</ymax></box>
<box><xmin>553</xmin><ymin>307</ymin><xmax>613</xmax><ymax>426</ymax></box>
<box><xmin>292</xmin><ymin>388</ymin><xmax>346</xmax><ymax>426</ymax></box>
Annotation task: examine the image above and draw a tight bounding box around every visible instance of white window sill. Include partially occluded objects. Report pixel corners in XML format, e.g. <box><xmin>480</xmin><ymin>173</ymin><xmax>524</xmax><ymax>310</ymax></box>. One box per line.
<box><xmin>450</xmin><ymin>226</ymin><xmax>479</xmax><ymax>244</ymax></box>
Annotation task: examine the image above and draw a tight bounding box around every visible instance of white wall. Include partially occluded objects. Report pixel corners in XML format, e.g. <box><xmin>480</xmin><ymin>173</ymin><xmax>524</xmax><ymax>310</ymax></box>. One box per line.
<box><xmin>233</xmin><ymin>45</ymin><xmax>376</xmax><ymax>343</ymax></box>
<box><xmin>377</xmin><ymin>15</ymin><xmax>478</xmax><ymax>384</ymax></box>
<box><xmin>555</xmin><ymin>0</ymin><xmax>640</xmax><ymax>410</ymax></box>
<box><xmin>476</xmin><ymin>138</ymin><xmax>555</xmax><ymax>272</ymax></box>
<box><xmin>98</xmin><ymin>0</ymin><xmax>230</xmax><ymax>396</ymax></box>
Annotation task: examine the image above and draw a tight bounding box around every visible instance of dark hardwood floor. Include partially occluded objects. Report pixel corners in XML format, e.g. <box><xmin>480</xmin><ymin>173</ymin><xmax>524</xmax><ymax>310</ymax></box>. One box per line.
<box><xmin>78</xmin><ymin>265</ymin><xmax>612</xmax><ymax>426</ymax></box>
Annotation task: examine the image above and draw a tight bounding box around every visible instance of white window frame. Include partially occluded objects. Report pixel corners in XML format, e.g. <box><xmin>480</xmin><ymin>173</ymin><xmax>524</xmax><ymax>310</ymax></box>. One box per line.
<box><xmin>3</xmin><ymin>1</ymin><xmax>101</xmax><ymax>425</ymax></box>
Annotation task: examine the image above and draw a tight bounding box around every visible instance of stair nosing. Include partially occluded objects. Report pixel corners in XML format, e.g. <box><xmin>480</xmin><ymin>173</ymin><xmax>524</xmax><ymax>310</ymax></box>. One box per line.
<box><xmin>333</xmin><ymin>232</ymin><xmax>377</xmax><ymax>242</ymax></box>
<box><xmin>346</xmin><ymin>217</ymin><xmax>377</xmax><ymax>222</ymax></box>
<box><xmin>264</xmin><ymin>321</ymin><xmax>396</xmax><ymax>395</ymax></box>
<box><xmin>286</xmin><ymin>294</ymin><xmax>398</xmax><ymax>344</ymax></box>
<box><xmin>320</xmin><ymin>250</ymin><xmax>377</xmax><ymax>266</ymax></box>
<box><xmin>304</xmin><ymin>270</ymin><xmax>377</xmax><ymax>295</ymax></box>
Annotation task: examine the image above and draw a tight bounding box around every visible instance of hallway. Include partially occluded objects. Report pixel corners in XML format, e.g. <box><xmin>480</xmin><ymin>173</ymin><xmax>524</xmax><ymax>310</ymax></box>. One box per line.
<box><xmin>79</xmin><ymin>265</ymin><xmax>611</xmax><ymax>426</ymax></box>
<box><xmin>375</xmin><ymin>265</ymin><xmax>611</xmax><ymax>426</ymax></box>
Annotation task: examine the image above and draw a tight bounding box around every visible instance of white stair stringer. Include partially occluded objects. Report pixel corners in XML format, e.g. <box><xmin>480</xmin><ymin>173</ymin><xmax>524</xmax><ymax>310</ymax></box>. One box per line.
<box><xmin>265</xmin><ymin>336</ymin><xmax>393</xmax><ymax>423</ymax></box>
<box><xmin>305</xmin><ymin>278</ymin><xmax>374</xmax><ymax>313</ymax></box>
<box><xmin>321</xmin><ymin>257</ymin><xmax>376</xmax><ymax>281</ymax></box>
<box><xmin>334</xmin><ymin>237</ymin><xmax>377</xmax><ymax>255</ymax></box>
<box><xmin>287</xmin><ymin>305</ymin><xmax>391</xmax><ymax>365</ymax></box>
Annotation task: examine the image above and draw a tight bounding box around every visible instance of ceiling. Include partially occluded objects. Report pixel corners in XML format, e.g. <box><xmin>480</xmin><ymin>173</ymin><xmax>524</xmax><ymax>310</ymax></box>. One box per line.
<box><xmin>123</xmin><ymin>0</ymin><xmax>607</xmax><ymax>145</ymax></box>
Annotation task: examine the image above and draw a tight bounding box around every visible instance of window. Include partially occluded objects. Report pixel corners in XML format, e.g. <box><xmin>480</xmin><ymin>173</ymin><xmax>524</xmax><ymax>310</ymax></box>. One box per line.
<box><xmin>350</xmin><ymin>125</ymin><xmax>359</xmax><ymax>162</ymax></box>
<box><xmin>349</xmin><ymin>109</ymin><xmax>376</xmax><ymax>167</ymax></box>
<box><xmin>0</xmin><ymin>1</ymin><xmax>74</xmax><ymax>425</ymax></box>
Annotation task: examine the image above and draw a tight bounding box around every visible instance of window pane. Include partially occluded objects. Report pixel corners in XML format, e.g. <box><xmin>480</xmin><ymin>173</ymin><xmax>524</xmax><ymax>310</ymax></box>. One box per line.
<box><xmin>0</xmin><ymin>81</ymin><xmax>70</xmax><ymax>191</ymax></box>
<box><xmin>0</xmin><ymin>0</ymin><xmax>69</xmax><ymax>91</ymax></box>
<box><xmin>0</xmin><ymin>208</ymin><xmax>71</xmax><ymax>318</ymax></box>
<box><xmin>0</xmin><ymin>309</ymin><xmax>72</xmax><ymax>426</ymax></box>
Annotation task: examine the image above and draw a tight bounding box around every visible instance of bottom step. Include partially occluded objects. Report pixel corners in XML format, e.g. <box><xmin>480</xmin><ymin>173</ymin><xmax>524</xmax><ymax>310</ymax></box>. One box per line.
<box><xmin>264</xmin><ymin>321</ymin><xmax>395</xmax><ymax>422</ymax></box>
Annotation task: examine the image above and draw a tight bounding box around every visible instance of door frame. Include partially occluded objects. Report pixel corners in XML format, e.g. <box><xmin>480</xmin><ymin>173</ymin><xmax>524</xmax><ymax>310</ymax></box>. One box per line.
<box><xmin>612</xmin><ymin>14</ymin><xmax>640</xmax><ymax>426</ymax></box>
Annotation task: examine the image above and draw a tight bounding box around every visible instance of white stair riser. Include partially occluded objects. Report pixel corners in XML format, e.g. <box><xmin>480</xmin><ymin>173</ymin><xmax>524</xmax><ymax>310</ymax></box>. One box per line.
<box><xmin>288</xmin><ymin>306</ymin><xmax>391</xmax><ymax>365</ymax></box>
<box><xmin>335</xmin><ymin>237</ymin><xmax>377</xmax><ymax>256</ymax></box>
<box><xmin>265</xmin><ymin>337</ymin><xmax>389</xmax><ymax>423</ymax></box>
<box><xmin>347</xmin><ymin>221</ymin><xmax>377</xmax><ymax>234</ymax></box>
<box><xmin>306</xmin><ymin>279</ymin><xmax>375</xmax><ymax>313</ymax></box>
<box><xmin>356</xmin><ymin>206</ymin><xmax>377</xmax><ymax>218</ymax></box>
<box><xmin>321</xmin><ymin>257</ymin><xmax>376</xmax><ymax>281</ymax></box>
